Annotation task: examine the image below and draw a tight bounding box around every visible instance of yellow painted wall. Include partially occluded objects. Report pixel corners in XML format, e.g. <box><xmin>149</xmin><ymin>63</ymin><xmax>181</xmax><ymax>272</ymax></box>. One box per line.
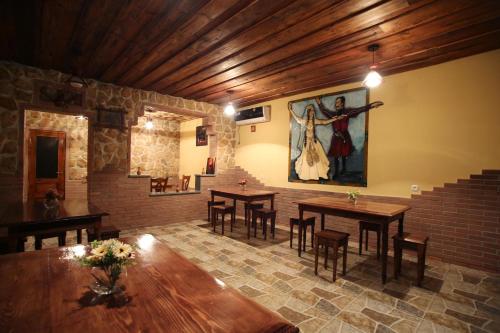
<box><xmin>235</xmin><ymin>50</ymin><xmax>500</xmax><ymax>198</ymax></box>
<box><xmin>179</xmin><ymin>118</ymin><xmax>209</xmax><ymax>188</ymax></box>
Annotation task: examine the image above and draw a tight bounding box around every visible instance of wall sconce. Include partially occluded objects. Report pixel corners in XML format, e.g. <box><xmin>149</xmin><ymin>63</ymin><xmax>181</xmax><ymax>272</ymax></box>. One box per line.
<box><xmin>145</xmin><ymin>117</ymin><xmax>154</xmax><ymax>130</ymax></box>
<box><xmin>363</xmin><ymin>44</ymin><xmax>383</xmax><ymax>88</ymax></box>
<box><xmin>66</xmin><ymin>74</ymin><xmax>88</xmax><ymax>89</ymax></box>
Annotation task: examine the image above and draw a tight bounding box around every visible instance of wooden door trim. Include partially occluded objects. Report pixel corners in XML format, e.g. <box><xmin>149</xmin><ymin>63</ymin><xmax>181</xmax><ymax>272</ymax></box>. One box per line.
<box><xmin>28</xmin><ymin>129</ymin><xmax>66</xmax><ymax>200</ymax></box>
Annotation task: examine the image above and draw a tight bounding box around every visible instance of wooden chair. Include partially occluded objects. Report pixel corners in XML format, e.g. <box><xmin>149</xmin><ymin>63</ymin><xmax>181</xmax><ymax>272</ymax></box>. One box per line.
<box><xmin>359</xmin><ymin>221</ymin><xmax>381</xmax><ymax>259</ymax></box>
<box><xmin>87</xmin><ymin>225</ymin><xmax>121</xmax><ymax>242</ymax></box>
<box><xmin>244</xmin><ymin>202</ymin><xmax>264</xmax><ymax>226</ymax></box>
<box><xmin>207</xmin><ymin>200</ymin><xmax>226</xmax><ymax>221</ymax></box>
<box><xmin>163</xmin><ymin>176</ymin><xmax>173</xmax><ymax>191</ymax></box>
<box><xmin>211</xmin><ymin>205</ymin><xmax>235</xmax><ymax>235</ymax></box>
<box><xmin>314</xmin><ymin>230</ymin><xmax>349</xmax><ymax>282</ymax></box>
<box><xmin>289</xmin><ymin>217</ymin><xmax>316</xmax><ymax>250</ymax></box>
<box><xmin>34</xmin><ymin>232</ymin><xmax>66</xmax><ymax>250</ymax></box>
<box><xmin>181</xmin><ymin>175</ymin><xmax>191</xmax><ymax>191</ymax></box>
<box><xmin>252</xmin><ymin>208</ymin><xmax>276</xmax><ymax>240</ymax></box>
<box><xmin>393</xmin><ymin>232</ymin><xmax>429</xmax><ymax>287</ymax></box>
<box><xmin>150</xmin><ymin>177</ymin><xmax>165</xmax><ymax>192</ymax></box>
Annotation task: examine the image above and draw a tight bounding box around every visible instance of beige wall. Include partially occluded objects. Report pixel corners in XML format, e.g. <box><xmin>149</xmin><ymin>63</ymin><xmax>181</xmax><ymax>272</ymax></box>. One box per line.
<box><xmin>235</xmin><ymin>50</ymin><xmax>500</xmax><ymax>198</ymax></box>
<box><xmin>179</xmin><ymin>118</ymin><xmax>209</xmax><ymax>187</ymax></box>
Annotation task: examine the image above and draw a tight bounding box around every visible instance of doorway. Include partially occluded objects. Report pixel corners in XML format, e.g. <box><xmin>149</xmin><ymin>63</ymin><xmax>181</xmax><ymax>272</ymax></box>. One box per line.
<box><xmin>23</xmin><ymin>110</ymin><xmax>89</xmax><ymax>202</ymax></box>
<box><xmin>28</xmin><ymin>129</ymin><xmax>66</xmax><ymax>200</ymax></box>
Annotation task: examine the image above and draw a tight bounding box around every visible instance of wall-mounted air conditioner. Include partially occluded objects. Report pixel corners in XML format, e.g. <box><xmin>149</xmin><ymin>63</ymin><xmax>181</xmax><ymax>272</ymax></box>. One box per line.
<box><xmin>235</xmin><ymin>105</ymin><xmax>271</xmax><ymax>125</ymax></box>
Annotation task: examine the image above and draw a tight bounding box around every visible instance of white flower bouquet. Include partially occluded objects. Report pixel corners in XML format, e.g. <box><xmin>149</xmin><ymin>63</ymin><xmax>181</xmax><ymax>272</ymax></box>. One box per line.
<box><xmin>76</xmin><ymin>239</ymin><xmax>136</xmax><ymax>295</ymax></box>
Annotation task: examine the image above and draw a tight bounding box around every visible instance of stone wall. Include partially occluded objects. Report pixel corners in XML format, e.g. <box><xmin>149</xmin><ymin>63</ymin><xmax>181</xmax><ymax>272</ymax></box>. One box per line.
<box><xmin>25</xmin><ymin>110</ymin><xmax>88</xmax><ymax>180</ymax></box>
<box><xmin>0</xmin><ymin>61</ymin><xmax>236</xmax><ymax>206</ymax></box>
<box><xmin>130</xmin><ymin>117</ymin><xmax>180</xmax><ymax>177</ymax></box>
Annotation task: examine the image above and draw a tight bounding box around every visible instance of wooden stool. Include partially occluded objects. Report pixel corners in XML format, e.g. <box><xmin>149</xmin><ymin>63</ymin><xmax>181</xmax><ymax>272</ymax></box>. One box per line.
<box><xmin>359</xmin><ymin>221</ymin><xmax>381</xmax><ymax>259</ymax></box>
<box><xmin>314</xmin><ymin>230</ymin><xmax>349</xmax><ymax>282</ymax></box>
<box><xmin>87</xmin><ymin>225</ymin><xmax>121</xmax><ymax>242</ymax></box>
<box><xmin>289</xmin><ymin>217</ymin><xmax>316</xmax><ymax>250</ymax></box>
<box><xmin>244</xmin><ymin>202</ymin><xmax>264</xmax><ymax>226</ymax></box>
<box><xmin>211</xmin><ymin>205</ymin><xmax>235</xmax><ymax>235</ymax></box>
<box><xmin>393</xmin><ymin>232</ymin><xmax>429</xmax><ymax>287</ymax></box>
<box><xmin>34</xmin><ymin>232</ymin><xmax>66</xmax><ymax>250</ymax></box>
<box><xmin>207</xmin><ymin>200</ymin><xmax>225</xmax><ymax>221</ymax></box>
<box><xmin>252</xmin><ymin>208</ymin><xmax>276</xmax><ymax>240</ymax></box>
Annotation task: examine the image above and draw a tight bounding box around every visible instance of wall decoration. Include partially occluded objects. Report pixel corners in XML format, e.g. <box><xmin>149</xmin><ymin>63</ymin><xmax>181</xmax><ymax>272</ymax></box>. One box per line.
<box><xmin>96</xmin><ymin>107</ymin><xmax>127</xmax><ymax>130</ymax></box>
<box><xmin>288</xmin><ymin>87</ymin><xmax>383</xmax><ymax>186</ymax></box>
<box><xmin>206</xmin><ymin>157</ymin><xmax>216</xmax><ymax>175</ymax></box>
<box><xmin>196</xmin><ymin>125</ymin><xmax>208</xmax><ymax>146</ymax></box>
<box><xmin>34</xmin><ymin>80</ymin><xmax>86</xmax><ymax>110</ymax></box>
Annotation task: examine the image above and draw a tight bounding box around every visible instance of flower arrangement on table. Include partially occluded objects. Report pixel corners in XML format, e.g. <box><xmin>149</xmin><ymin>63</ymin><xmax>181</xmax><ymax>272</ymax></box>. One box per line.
<box><xmin>238</xmin><ymin>179</ymin><xmax>248</xmax><ymax>190</ymax></box>
<box><xmin>44</xmin><ymin>188</ymin><xmax>61</xmax><ymax>209</ymax></box>
<box><xmin>347</xmin><ymin>190</ymin><xmax>360</xmax><ymax>204</ymax></box>
<box><xmin>76</xmin><ymin>239</ymin><xmax>136</xmax><ymax>295</ymax></box>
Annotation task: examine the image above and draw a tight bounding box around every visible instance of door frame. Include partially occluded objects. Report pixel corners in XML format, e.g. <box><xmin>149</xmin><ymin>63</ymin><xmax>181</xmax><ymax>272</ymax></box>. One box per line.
<box><xmin>27</xmin><ymin>129</ymin><xmax>66</xmax><ymax>200</ymax></box>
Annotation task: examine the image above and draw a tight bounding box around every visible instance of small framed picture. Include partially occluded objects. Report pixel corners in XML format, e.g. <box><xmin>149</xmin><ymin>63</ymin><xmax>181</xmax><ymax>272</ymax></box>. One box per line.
<box><xmin>206</xmin><ymin>157</ymin><xmax>216</xmax><ymax>175</ymax></box>
<box><xmin>196</xmin><ymin>126</ymin><xmax>208</xmax><ymax>146</ymax></box>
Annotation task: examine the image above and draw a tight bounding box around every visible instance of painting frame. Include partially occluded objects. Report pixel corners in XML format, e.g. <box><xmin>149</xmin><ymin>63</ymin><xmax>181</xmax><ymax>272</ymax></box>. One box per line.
<box><xmin>288</xmin><ymin>87</ymin><xmax>370</xmax><ymax>187</ymax></box>
<box><xmin>196</xmin><ymin>125</ymin><xmax>208</xmax><ymax>146</ymax></box>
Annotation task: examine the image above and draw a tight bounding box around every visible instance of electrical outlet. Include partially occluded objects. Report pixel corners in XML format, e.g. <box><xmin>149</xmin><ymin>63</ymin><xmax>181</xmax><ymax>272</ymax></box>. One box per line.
<box><xmin>411</xmin><ymin>184</ymin><xmax>419</xmax><ymax>192</ymax></box>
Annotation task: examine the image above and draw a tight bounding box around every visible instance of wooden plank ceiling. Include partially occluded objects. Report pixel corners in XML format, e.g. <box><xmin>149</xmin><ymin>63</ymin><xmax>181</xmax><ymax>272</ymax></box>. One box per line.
<box><xmin>1</xmin><ymin>0</ymin><xmax>500</xmax><ymax>107</ymax></box>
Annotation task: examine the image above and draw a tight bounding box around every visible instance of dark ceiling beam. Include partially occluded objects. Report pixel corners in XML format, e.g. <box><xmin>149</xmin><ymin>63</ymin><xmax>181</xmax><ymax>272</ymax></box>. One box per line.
<box><xmin>133</xmin><ymin>0</ymin><xmax>297</xmax><ymax>89</ymax></box>
<box><xmin>181</xmin><ymin>0</ymin><xmax>432</xmax><ymax>100</ymax></box>
<box><xmin>202</xmin><ymin>19</ymin><xmax>500</xmax><ymax>106</ymax></box>
<box><xmin>154</xmin><ymin>0</ymin><xmax>388</xmax><ymax>95</ymax></box>
<box><xmin>185</xmin><ymin>0</ymin><xmax>480</xmax><ymax>101</ymax></box>
<box><xmin>114</xmin><ymin>0</ymin><xmax>255</xmax><ymax>86</ymax></box>
<box><xmin>147</xmin><ymin>0</ymin><xmax>338</xmax><ymax>94</ymax></box>
<box><xmin>83</xmin><ymin>0</ymin><xmax>171</xmax><ymax>78</ymax></box>
<box><xmin>99</xmin><ymin>0</ymin><xmax>210</xmax><ymax>82</ymax></box>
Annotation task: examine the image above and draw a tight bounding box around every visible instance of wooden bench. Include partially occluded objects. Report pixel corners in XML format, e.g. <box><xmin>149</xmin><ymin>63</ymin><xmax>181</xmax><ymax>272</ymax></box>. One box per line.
<box><xmin>86</xmin><ymin>225</ymin><xmax>121</xmax><ymax>242</ymax></box>
<box><xmin>314</xmin><ymin>230</ymin><xmax>349</xmax><ymax>282</ymax></box>
<box><xmin>393</xmin><ymin>232</ymin><xmax>429</xmax><ymax>287</ymax></box>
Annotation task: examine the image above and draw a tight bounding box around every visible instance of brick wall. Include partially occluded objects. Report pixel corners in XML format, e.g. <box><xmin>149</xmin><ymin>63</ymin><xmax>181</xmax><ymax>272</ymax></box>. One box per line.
<box><xmin>90</xmin><ymin>167</ymin><xmax>500</xmax><ymax>273</ymax></box>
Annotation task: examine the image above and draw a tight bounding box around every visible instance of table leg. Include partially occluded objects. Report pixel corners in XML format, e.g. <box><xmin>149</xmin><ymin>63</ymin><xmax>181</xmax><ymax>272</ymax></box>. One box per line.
<box><xmin>298</xmin><ymin>207</ymin><xmax>303</xmax><ymax>257</ymax></box>
<box><xmin>381</xmin><ymin>223</ymin><xmax>389</xmax><ymax>284</ymax></box>
<box><xmin>321</xmin><ymin>214</ymin><xmax>325</xmax><ymax>231</ymax></box>
<box><xmin>398</xmin><ymin>213</ymin><xmax>405</xmax><ymax>236</ymax></box>
<box><xmin>270</xmin><ymin>195</ymin><xmax>275</xmax><ymax>210</ymax></box>
<box><xmin>94</xmin><ymin>217</ymin><xmax>103</xmax><ymax>241</ymax></box>
<box><xmin>247</xmin><ymin>200</ymin><xmax>251</xmax><ymax>239</ymax></box>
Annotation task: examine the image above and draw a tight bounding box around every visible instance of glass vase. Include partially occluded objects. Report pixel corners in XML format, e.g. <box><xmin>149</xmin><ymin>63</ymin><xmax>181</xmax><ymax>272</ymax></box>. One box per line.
<box><xmin>89</xmin><ymin>265</ymin><xmax>123</xmax><ymax>296</ymax></box>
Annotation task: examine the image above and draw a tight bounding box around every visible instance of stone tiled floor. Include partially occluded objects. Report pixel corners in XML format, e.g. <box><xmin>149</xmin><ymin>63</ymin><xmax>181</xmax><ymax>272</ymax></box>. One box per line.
<box><xmin>29</xmin><ymin>220</ymin><xmax>500</xmax><ymax>333</ymax></box>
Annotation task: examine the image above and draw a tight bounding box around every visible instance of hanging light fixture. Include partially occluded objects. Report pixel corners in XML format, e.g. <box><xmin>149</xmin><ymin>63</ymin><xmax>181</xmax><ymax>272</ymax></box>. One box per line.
<box><xmin>363</xmin><ymin>44</ymin><xmax>383</xmax><ymax>88</ymax></box>
<box><xmin>224</xmin><ymin>102</ymin><xmax>236</xmax><ymax>116</ymax></box>
<box><xmin>145</xmin><ymin>116</ymin><xmax>154</xmax><ymax>130</ymax></box>
<box><xmin>223</xmin><ymin>90</ymin><xmax>236</xmax><ymax>116</ymax></box>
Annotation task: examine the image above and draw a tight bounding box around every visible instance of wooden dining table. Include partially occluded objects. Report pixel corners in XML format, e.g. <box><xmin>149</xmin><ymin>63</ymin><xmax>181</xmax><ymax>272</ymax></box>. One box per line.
<box><xmin>210</xmin><ymin>187</ymin><xmax>279</xmax><ymax>239</ymax></box>
<box><xmin>295</xmin><ymin>197</ymin><xmax>411</xmax><ymax>284</ymax></box>
<box><xmin>0</xmin><ymin>234</ymin><xmax>298</xmax><ymax>333</ymax></box>
<box><xmin>0</xmin><ymin>199</ymin><xmax>108</xmax><ymax>252</ymax></box>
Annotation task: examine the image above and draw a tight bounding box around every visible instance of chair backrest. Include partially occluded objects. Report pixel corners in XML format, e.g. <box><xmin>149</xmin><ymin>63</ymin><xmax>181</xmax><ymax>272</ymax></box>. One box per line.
<box><xmin>181</xmin><ymin>175</ymin><xmax>190</xmax><ymax>191</ymax></box>
<box><xmin>150</xmin><ymin>177</ymin><xmax>165</xmax><ymax>192</ymax></box>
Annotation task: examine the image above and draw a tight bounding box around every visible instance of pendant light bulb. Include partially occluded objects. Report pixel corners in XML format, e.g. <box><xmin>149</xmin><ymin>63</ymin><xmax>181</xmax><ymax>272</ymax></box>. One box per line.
<box><xmin>363</xmin><ymin>67</ymin><xmax>383</xmax><ymax>88</ymax></box>
<box><xmin>145</xmin><ymin>117</ymin><xmax>154</xmax><ymax>130</ymax></box>
<box><xmin>363</xmin><ymin>44</ymin><xmax>383</xmax><ymax>88</ymax></box>
<box><xmin>224</xmin><ymin>102</ymin><xmax>235</xmax><ymax>116</ymax></box>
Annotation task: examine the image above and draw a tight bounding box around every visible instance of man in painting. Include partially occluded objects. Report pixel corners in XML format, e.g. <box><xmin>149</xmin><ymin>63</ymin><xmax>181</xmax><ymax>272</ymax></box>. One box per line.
<box><xmin>316</xmin><ymin>96</ymin><xmax>382</xmax><ymax>179</ymax></box>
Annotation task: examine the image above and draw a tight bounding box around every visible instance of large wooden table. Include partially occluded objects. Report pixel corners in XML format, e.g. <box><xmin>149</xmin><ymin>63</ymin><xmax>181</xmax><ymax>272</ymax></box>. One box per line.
<box><xmin>210</xmin><ymin>187</ymin><xmax>278</xmax><ymax>239</ymax></box>
<box><xmin>0</xmin><ymin>235</ymin><xmax>297</xmax><ymax>333</ymax></box>
<box><xmin>0</xmin><ymin>199</ymin><xmax>108</xmax><ymax>252</ymax></box>
<box><xmin>295</xmin><ymin>197</ymin><xmax>411</xmax><ymax>284</ymax></box>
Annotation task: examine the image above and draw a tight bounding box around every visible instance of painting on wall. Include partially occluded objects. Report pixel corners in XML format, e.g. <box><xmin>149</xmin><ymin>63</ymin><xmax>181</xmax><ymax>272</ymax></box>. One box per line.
<box><xmin>288</xmin><ymin>87</ymin><xmax>383</xmax><ymax>186</ymax></box>
<box><xmin>196</xmin><ymin>125</ymin><xmax>208</xmax><ymax>146</ymax></box>
<box><xmin>206</xmin><ymin>157</ymin><xmax>216</xmax><ymax>175</ymax></box>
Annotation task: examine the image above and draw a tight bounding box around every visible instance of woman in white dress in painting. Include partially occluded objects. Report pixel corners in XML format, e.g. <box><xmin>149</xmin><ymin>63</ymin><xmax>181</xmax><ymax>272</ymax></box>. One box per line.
<box><xmin>289</xmin><ymin>103</ymin><xmax>348</xmax><ymax>181</ymax></box>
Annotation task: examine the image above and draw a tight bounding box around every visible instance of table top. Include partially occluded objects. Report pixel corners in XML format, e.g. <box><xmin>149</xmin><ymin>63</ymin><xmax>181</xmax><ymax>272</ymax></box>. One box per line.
<box><xmin>210</xmin><ymin>187</ymin><xmax>278</xmax><ymax>198</ymax></box>
<box><xmin>295</xmin><ymin>196</ymin><xmax>410</xmax><ymax>217</ymax></box>
<box><xmin>0</xmin><ymin>199</ymin><xmax>108</xmax><ymax>227</ymax></box>
<box><xmin>0</xmin><ymin>235</ymin><xmax>297</xmax><ymax>333</ymax></box>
